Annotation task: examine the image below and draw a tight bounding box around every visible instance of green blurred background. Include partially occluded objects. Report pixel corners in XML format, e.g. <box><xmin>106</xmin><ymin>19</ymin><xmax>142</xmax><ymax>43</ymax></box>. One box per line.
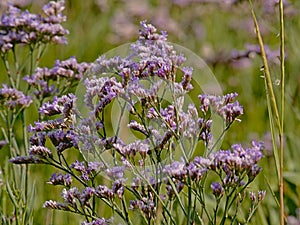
<box><xmin>1</xmin><ymin>0</ymin><xmax>300</xmax><ymax>224</ymax></box>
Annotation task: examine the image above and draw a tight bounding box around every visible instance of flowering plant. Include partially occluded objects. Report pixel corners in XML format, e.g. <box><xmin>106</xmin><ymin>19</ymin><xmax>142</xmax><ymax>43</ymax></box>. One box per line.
<box><xmin>1</xmin><ymin>1</ymin><xmax>266</xmax><ymax>224</ymax></box>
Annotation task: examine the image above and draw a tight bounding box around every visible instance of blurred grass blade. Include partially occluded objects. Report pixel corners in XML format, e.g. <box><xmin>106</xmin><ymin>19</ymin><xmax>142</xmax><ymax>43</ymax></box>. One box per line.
<box><xmin>24</xmin><ymin>182</ymin><xmax>36</xmax><ymax>225</ymax></box>
<box><xmin>5</xmin><ymin>179</ymin><xmax>18</xmax><ymax>209</ymax></box>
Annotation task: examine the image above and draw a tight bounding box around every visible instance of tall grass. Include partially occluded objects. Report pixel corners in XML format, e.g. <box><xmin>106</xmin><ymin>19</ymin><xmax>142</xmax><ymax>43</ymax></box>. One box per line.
<box><xmin>249</xmin><ymin>0</ymin><xmax>286</xmax><ymax>224</ymax></box>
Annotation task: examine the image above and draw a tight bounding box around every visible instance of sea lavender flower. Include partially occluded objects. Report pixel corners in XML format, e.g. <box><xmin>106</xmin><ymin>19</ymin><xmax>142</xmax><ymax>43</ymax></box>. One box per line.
<box><xmin>0</xmin><ymin>140</ymin><xmax>7</xmax><ymax>149</ymax></box>
<box><xmin>70</xmin><ymin>160</ymin><xmax>91</xmax><ymax>181</ymax></box>
<box><xmin>0</xmin><ymin>84</ymin><xmax>32</xmax><ymax>109</ymax></box>
<box><xmin>112</xmin><ymin>179</ymin><xmax>125</xmax><ymax>199</ymax></box>
<box><xmin>79</xmin><ymin>187</ymin><xmax>95</xmax><ymax>206</ymax></box>
<box><xmin>83</xmin><ymin>76</ymin><xmax>123</xmax><ymax>115</ymax></box>
<box><xmin>129</xmin><ymin>197</ymin><xmax>156</xmax><ymax>220</ymax></box>
<box><xmin>47</xmin><ymin>172</ymin><xmax>72</xmax><ymax>187</ymax></box>
<box><xmin>95</xmin><ymin>185</ymin><xmax>114</xmax><ymax>199</ymax></box>
<box><xmin>61</xmin><ymin>187</ymin><xmax>80</xmax><ymax>207</ymax></box>
<box><xmin>48</xmin><ymin>129</ymin><xmax>78</xmax><ymax>152</ymax></box>
<box><xmin>0</xmin><ymin>0</ymin><xmax>69</xmax><ymax>54</ymax></box>
<box><xmin>105</xmin><ymin>166</ymin><xmax>125</xmax><ymax>180</ymax></box>
<box><xmin>198</xmin><ymin>93</ymin><xmax>243</xmax><ymax>124</ymax></box>
<box><xmin>39</xmin><ymin>94</ymin><xmax>76</xmax><ymax>117</ymax></box>
<box><xmin>165</xmin><ymin>180</ymin><xmax>185</xmax><ymax>198</ymax></box>
<box><xmin>249</xmin><ymin>190</ymin><xmax>266</xmax><ymax>204</ymax></box>
<box><xmin>43</xmin><ymin>200</ymin><xmax>69</xmax><ymax>211</ymax></box>
<box><xmin>9</xmin><ymin>155</ymin><xmax>44</xmax><ymax>164</ymax></box>
<box><xmin>163</xmin><ymin>160</ymin><xmax>187</xmax><ymax>181</ymax></box>
<box><xmin>113</xmin><ymin>139</ymin><xmax>150</xmax><ymax>159</ymax></box>
<box><xmin>24</xmin><ymin>57</ymin><xmax>90</xmax><ymax>98</ymax></box>
<box><xmin>29</xmin><ymin>145</ymin><xmax>53</xmax><ymax>158</ymax></box>
<box><xmin>81</xmin><ymin>218</ymin><xmax>108</xmax><ymax>225</ymax></box>
<box><xmin>211</xmin><ymin>182</ymin><xmax>224</xmax><ymax>198</ymax></box>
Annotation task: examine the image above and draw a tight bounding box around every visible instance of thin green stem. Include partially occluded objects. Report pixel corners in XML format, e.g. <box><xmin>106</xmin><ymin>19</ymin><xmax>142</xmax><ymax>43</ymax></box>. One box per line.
<box><xmin>248</xmin><ymin>0</ymin><xmax>281</xmax><ymax>131</ymax></box>
<box><xmin>279</xmin><ymin>0</ymin><xmax>285</xmax><ymax>224</ymax></box>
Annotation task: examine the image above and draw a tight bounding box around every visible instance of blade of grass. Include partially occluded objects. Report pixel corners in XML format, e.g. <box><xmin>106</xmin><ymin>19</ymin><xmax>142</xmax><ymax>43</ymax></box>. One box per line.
<box><xmin>248</xmin><ymin>0</ymin><xmax>281</xmax><ymax>131</ymax></box>
<box><xmin>248</xmin><ymin>0</ymin><xmax>281</xmax><ymax>181</ymax></box>
<box><xmin>278</xmin><ymin>0</ymin><xmax>285</xmax><ymax>224</ymax></box>
<box><xmin>248</xmin><ymin>1</ymin><xmax>286</xmax><ymax>225</ymax></box>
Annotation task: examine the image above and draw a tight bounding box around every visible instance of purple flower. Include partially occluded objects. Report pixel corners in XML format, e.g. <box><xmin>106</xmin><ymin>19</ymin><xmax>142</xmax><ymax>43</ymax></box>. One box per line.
<box><xmin>211</xmin><ymin>182</ymin><xmax>224</xmax><ymax>197</ymax></box>
<box><xmin>28</xmin><ymin>119</ymin><xmax>64</xmax><ymax>132</ymax></box>
<box><xmin>81</xmin><ymin>218</ymin><xmax>108</xmax><ymax>225</ymax></box>
<box><xmin>29</xmin><ymin>132</ymin><xmax>46</xmax><ymax>146</ymax></box>
<box><xmin>198</xmin><ymin>93</ymin><xmax>243</xmax><ymax>124</ymax></box>
<box><xmin>48</xmin><ymin>129</ymin><xmax>77</xmax><ymax>152</ymax></box>
<box><xmin>181</xmin><ymin>66</ymin><xmax>193</xmax><ymax>91</ymax></box>
<box><xmin>61</xmin><ymin>187</ymin><xmax>80</xmax><ymax>207</ymax></box>
<box><xmin>105</xmin><ymin>166</ymin><xmax>125</xmax><ymax>179</ymax></box>
<box><xmin>29</xmin><ymin>145</ymin><xmax>53</xmax><ymax>158</ymax></box>
<box><xmin>249</xmin><ymin>190</ymin><xmax>266</xmax><ymax>203</ymax></box>
<box><xmin>113</xmin><ymin>140</ymin><xmax>150</xmax><ymax>158</ymax></box>
<box><xmin>83</xmin><ymin>76</ymin><xmax>123</xmax><ymax>115</ymax></box>
<box><xmin>112</xmin><ymin>179</ymin><xmax>125</xmax><ymax>199</ymax></box>
<box><xmin>163</xmin><ymin>160</ymin><xmax>187</xmax><ymax>180</ymax></box>
<box><xmin>9</xmin><ymin>155</ymin><xmax>44</xmax><ymax>164</ymax></box>
<box><xmin>43</xmin><ymin>200</ymin><xmax>69</xmax><ymax>211</ymax></box>
<box><xmin>0</xmin><ymin>1</ymin><xmax>69</xmax><ymax>53</ymax></box>
<box><xmin>39</xmin><ymin>94</ymin><xmax>76</xmax><ymax>116</ymax></box>
<box><xmin>24</xmin><ymin>57</ymin><xmax>90</xmax><ymax>98</ymax></box>
<box><xmin>80</xmin><ymin>187</ymin><xmax>95</xmax><ymax>206</ymax></box>
<box><xmin>0</xmin><ymin>84</ymin><xmax>32</xmax><ymax>109</ymax></box>
<box><xmin>186</xmin><ymin>162</ymin><xmax>207</xmax><ymax>181</ymax></box>
<box><xmin>165</xmin><ymin>180</ymin><xmax>184</xmax><ymax>198</ymax></box>
<box><xmin>95</xmin><ymin>185</ymin><xmax>114</xmax><ymax>199</ymax></box>
<box><xmin>47</xmin><ymin>172</ymin><xmax>72</xmax><ymax>187</ymax></box>
<box><xmin>0</xmin><ymin>140</ymin><xmax>7</xmax><ymax>149</ymax></box>
<box><xmin>129</xmin><ymin>197</ymin><xmax>156</xmax><ymax>219</ymax></box>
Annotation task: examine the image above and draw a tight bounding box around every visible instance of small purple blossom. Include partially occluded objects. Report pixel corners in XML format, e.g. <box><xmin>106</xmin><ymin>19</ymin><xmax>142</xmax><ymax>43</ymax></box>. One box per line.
<box><xmin>0</xmin><ymin>84</ymin><xmax>32</xmax><ymax>109</ymax></box>
<box><xmin>29</xmin><ymin>145</ymin><xmax>53</xmax><ymax>158</ymax></box>
<box><xmin>198</xmin><ymin>93</ymin><xmax>243</xmax><ymax>124</ymax></box>
<box><xmin>0</xmin><ymin>140</ymin><xmax>7</xmax><ymax>149</ymax></box>
<box><xmin>43</xmin><ymin>200</ymin><xmax>69</xmax><ymax>211</ymax></box>
<box><xmin>61</xmin><ymin>187</ymin><xmax>80</xmax><ymax>207</ymax></box>
<box><xmin>81</xmin><ymin>218</ymin><xmax>108</xmax><ymax>225</ymax></box>
<box><xmin>83</xmin><ymin>76</ymin><xmax>123</xmax><ymax>115</ymax></box>
<box><xmin>24</xmin><ymin>57</ymin><xmax>90</xmax><ymax>98</ymax></box>
<box><xmin>211</xmin><ymin>182</ymin><xmax>224</xmax><ymax>197</ymax></box>
<box><xmin>113</xmin><ymin>140</ymin><xmax>150</xmax><ymax>159</ymax></box>
<box><xmin>129</xmin><ymin>197</ymin><xmax>156</xmax><ymax>220</ymax></box>
<box><xmin>47</xmin><ymin>172</ymin><xmax>72</xmax><ymax>187</ymax></box>
<box><xmin>48</xmin><ymin>129</ymin><xmax>77</xmax><ymax>152</ymax></box>
<box><xmin>39</xmin><ymin>94</ymin><xmax>76</xmax><ymax>116</ymax></box>
<box><xmin>163</xmin><ymin>160</ymin><xmax>187</xmax><ymax>180</ymax></box>
<box><xmin>9</xmin><ymin>155</ymin><xmax>44</xmax><ymax>164</ymax></box>
<box><xmin>95</xmin><ymin>185</ymin><xmax>114</xmax><ymax>199</ymax></box>
<box><xmin>105</xmin><ymin>166</ymin><xmax>125</xmax><ymax>179</ymax></box>
<box><xmin>250</xmin><ymin>190</ymin><xmax>266</xmax><ymax>203</ymax></box>
<box><xmin>80</xmin><ymin>187</ymin><xmax>95</xmax><ymax>206</ymax></box>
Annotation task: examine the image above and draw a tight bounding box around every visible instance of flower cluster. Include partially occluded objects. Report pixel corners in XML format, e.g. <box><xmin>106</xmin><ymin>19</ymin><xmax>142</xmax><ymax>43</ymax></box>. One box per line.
<box><xmin>0</xmin><ymin>84</ymin><xmax>32</xmax><ymax>110</ymax></box>
<box><xmin>24</xmin><ymin>57</ymin><xmax>90</xmax><ymax>99</ymax></box>
<box><xmin>9</xmin><ymin>22</ymin><xmax>265</xmax><ymax>224</ymax></box>
<box><xmin>0</xmin><ymin>0</ymin><xmax>68</xmax><ymax>54</ymax></box>
<box><xmin>199</xmin><ymin>92</ymin><xmax>243</xmax><ymax>124</ymax></box>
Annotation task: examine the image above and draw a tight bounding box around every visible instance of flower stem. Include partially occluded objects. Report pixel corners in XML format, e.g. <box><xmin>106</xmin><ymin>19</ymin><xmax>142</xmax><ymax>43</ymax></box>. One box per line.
<box><xmin>279</xmin><ymin>0</ymin><xmax>285</xmax><ymax>224</ymax></box>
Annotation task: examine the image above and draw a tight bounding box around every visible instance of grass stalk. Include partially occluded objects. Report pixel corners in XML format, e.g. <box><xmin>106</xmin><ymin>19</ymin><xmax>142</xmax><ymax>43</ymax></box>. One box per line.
<box><xmin>278</xmin><ymin>0</ymin><xmax>285</xmax><ymax>224</ymax></box>
<box><xmin>249</xmin><ymin>0</ymin><xmax>286</xmax><ymax>224</ymax></box>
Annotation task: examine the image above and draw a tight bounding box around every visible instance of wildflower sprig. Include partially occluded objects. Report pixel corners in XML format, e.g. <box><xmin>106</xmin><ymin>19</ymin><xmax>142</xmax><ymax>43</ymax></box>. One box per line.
<box><xmin>0</xmin><ymin>1</ymin><xmax>88</xmax><ymax>224</ymax></box>
<box><xmin>9</xmin><ymin>21</ymin><xmax>265</xmax><ymax>224</ymax></box>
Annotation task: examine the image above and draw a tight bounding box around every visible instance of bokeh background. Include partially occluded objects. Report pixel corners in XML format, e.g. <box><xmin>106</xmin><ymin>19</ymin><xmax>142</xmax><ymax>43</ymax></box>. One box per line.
<box><xmin>1</xmin><ymin>0</ymin><xmax>300</xmax><ymax>224</ymax></box>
